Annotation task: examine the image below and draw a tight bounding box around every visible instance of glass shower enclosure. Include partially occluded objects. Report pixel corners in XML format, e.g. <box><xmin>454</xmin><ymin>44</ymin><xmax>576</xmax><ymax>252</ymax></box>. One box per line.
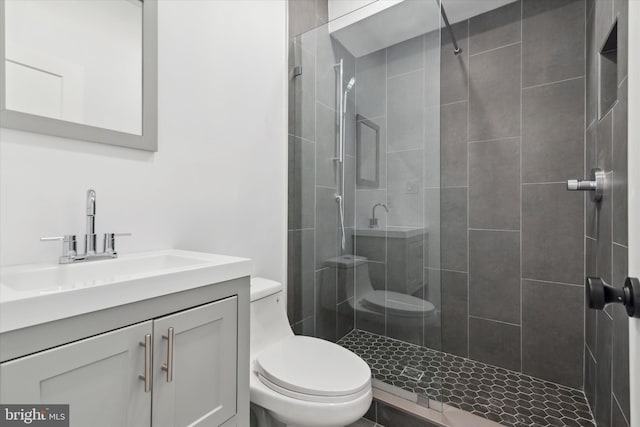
<box><xmin>288</xmin><ymin>0</ymin><xmax>444</xmax><ymax>410</ymax></box>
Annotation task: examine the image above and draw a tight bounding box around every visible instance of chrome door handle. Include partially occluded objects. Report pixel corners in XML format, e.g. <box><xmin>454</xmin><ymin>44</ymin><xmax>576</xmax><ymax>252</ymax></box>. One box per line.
<box><xmin>161</xmin><ymin>327</ymin><xmax>174</xmax><ymax>382</ymax></box>
<box><xmin>567</xmin><ymin>168</ymin><xmax>604</xmax><ymax>201</ymax></box>
<box><xmin>139</xmin><ymin>334</ymin><xmax>152</xmax><ymax>392</ymax></box>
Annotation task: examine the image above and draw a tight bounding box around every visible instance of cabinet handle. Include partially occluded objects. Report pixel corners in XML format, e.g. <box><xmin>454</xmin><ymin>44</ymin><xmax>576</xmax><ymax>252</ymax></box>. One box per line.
<box><xmin>138</xmin><ymin>334</ymin><xmax>152</xmax><ymax>392</ymax></box>
<box><xmin>161</xmin><ymin>327</ymin><xmax>174</xmax><ymax>383</ymax></box>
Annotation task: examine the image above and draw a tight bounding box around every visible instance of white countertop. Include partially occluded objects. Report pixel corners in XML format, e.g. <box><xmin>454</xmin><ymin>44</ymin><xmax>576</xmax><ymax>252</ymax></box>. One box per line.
<box><xmin>0</xmin><ymin>249</ymin><xmax>251</xmax><ymax>334</ymax></box>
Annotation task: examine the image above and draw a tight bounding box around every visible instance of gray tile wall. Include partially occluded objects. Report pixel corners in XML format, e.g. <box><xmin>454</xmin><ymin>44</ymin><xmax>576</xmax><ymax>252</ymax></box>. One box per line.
<box><xmin>439</xmin><ymin>0</ymin><xmax>588</xmax><ymax>389</ymax></box>
<box><xmin>288</xmin><ymin>0</ymin><xmax>357</xmax><ymax>343</ymax></box>
<box><xmin>584</xmin><ymin>1</ymin><xmax>630</xmax><ymax>426</ymax></box>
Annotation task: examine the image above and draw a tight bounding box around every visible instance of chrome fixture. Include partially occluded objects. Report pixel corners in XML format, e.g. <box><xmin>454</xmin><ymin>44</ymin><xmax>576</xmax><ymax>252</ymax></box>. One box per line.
<box><xmin>566</xmin><ymin>168</ymin><xmax>605</xmax><ymax>201</ymax></box>
<box><xmin>369</xmin><ymin>203</ymin><xmax>389</xmax><ymax>228</ymax></box>
<box><xmin>333</xmin><ymin>59</ymin><xmax>356</xmax><ymax>252</ymax></box>
<box><xmin>41</xmin><ymin>189</ymin><xmax>130</xmax><ymax>264</ymax></box>
<box><xmin>439</xmin><ymin>1</ymin><xmax>462</xmax><ymax>55</ymax></box>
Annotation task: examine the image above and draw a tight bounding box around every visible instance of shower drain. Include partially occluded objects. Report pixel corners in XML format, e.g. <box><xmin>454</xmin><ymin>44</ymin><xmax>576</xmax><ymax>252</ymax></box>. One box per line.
<box><xmin>400</xmin><ymin>366</ymin><xmax>424</xmax><ymax>382</ymax></box>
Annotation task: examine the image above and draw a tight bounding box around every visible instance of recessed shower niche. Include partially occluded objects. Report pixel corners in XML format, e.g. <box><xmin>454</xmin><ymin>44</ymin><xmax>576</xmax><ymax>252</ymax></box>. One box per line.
<box><xmin>600</xmin><ymin>21</ymin><xmax>618</xmax><ymax>117</ymax></box>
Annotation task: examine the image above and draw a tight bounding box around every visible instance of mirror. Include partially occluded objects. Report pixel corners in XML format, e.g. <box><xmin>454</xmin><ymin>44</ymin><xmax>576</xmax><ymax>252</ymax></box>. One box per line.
<box><xmin>356</xmin><ymin>114</ymin><xmax>380</xmax><ymax>188</ymax></box>
<box><xmin>0</xmin><ymin>0</ymin><xmax>157</xmax><ymax>151</ymax></box>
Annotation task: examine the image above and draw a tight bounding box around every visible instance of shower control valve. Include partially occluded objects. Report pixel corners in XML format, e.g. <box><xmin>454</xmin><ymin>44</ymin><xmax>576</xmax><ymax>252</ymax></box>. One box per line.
<box><xmin>566</xmin><ymin>168</ymin><xmax>604</xmax><ymax>202</ymax></box>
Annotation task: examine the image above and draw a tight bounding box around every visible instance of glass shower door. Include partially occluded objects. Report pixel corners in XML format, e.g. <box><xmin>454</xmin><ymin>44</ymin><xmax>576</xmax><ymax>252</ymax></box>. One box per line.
<box><xmin>289</xmin><ymin>0</ymin><xmax>444</xmax><ymax>410</ymax></box>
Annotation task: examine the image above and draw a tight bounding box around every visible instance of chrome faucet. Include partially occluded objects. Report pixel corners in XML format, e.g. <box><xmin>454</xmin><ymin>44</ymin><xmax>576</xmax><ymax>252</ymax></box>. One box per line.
<box><xmin>41</xmin><ymin>189</ymin><xmax>130</xmax><ymax>264</ymax></box>
<box><xmin>369</xmin><ymin>203</ymin><xmax>389</xmax><ymax>228</ymax></box>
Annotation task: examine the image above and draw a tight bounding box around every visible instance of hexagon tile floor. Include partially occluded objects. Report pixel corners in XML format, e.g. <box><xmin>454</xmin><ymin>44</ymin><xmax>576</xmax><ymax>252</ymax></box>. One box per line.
<box><xmin>338</xmin><ymin>330</ymin><xmax>595</xmax><ymax>427</ymax></box>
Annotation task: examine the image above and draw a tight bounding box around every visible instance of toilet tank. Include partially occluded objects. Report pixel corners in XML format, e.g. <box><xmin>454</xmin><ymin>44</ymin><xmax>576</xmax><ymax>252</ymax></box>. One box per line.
<box><xmin>250</xmin><ymin>278</ymin><xmax>294</xmax><ymax>359</ymax></box>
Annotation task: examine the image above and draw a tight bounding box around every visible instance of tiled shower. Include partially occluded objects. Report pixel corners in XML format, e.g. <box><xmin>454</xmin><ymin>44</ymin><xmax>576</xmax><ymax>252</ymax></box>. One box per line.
<box><xmin>287</xmin><ymin>0</ymin><xmax>629</xmax><ymax>426</ymax></box>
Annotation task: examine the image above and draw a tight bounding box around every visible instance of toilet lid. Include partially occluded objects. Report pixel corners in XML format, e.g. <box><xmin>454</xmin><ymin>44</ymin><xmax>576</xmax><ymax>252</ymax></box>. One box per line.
<box><xmin>255</xmin><ymin>336</ymin><xmax>371</xmax><ymax>399</ymax></box>
<box><xmin>361</xmin><ymin>291</ymin><xmax>435</xmax><ymax>318</ymax></box>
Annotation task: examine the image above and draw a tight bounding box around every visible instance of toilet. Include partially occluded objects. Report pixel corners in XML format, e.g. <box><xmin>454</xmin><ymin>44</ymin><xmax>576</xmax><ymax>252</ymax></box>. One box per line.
<box><xmin>323</xmin><ymin>255</ymin><xmax>436</xmax><ymax>318</ymax></box>
<box><xmin>249</xmin><ymin>277</ymin><xmax>372</xmax><ymax>427</ymax></box>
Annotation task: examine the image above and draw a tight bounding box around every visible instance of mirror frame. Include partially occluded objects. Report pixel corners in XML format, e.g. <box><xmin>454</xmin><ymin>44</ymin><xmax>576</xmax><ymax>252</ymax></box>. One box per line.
<box><xmin>0</xmin><ymin>0</ymin><xmax>158</xmax><ymax>151</ymax></box>
<box><xmin>356</xmin><ymin>114</ymin><xmax>380</xmax><ymax>188</ymax></box>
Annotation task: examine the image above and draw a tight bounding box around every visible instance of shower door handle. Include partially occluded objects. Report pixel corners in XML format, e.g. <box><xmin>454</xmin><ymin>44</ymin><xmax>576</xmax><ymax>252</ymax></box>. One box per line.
<box><xmin>586</xmin><ymin>276</ymin><xmax>640</xmax><ymax>318</ymax></box>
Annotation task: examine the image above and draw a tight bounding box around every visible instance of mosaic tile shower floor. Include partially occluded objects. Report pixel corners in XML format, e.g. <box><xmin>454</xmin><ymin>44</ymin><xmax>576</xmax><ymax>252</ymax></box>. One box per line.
<box><xmin>338</xmin><ymin>330</ymin><xmax>595</xmax><ymax>427</ymax></box>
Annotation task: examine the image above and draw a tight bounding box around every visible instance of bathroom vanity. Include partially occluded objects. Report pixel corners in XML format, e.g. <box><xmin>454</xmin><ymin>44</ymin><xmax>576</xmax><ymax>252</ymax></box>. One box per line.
<box><xmin>0</xmin><ymin>250</ymin><xmax>251</xmax><ymax>427</ymax></box>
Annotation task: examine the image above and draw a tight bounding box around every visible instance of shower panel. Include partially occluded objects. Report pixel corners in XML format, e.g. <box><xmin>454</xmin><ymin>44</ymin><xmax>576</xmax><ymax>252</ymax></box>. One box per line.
<box><xmin>288</xmin><ymin>0</ymin><xmax>604</xmax><ymax>425</ymax></box>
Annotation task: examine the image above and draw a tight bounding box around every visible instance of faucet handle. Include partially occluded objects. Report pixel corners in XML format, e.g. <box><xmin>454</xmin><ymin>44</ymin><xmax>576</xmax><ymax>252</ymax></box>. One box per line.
<box><xmin>103</xmin><ymin>233</ymin><xmax>132</xmax><ymax>255</ymax></box>
<box><xmin>41</xmin><ymin>235</ymin><xmax>77</xmax><ymax>262</ymax></box>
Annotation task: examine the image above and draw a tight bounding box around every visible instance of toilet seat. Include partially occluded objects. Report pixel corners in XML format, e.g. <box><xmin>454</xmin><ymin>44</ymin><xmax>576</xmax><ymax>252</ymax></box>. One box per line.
<box><xmin>254</xmin><ymin>336</ymin><xmax>371</xmax><ymax>404</ymax></box>
<box><xmin>361</xmin><ymin>290</ymin><xmax>435</xmax><ymax>318</ymax></box>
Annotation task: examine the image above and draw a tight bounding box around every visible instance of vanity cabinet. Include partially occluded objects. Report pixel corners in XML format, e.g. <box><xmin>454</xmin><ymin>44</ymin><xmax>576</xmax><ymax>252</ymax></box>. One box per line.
<box><xmin>0</xmin><ymin>321</ymin><xmax>153</xmax><ymax>426</ymax></box>
<box><xmin>0</xmin><ymin>293</ymin><xmax>243</xmax><ymax>427</ymax></box>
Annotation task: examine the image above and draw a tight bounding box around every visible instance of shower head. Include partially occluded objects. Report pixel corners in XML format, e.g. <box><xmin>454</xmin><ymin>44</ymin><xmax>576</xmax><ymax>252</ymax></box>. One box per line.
<box><xmin>345</xmin><ymin>77</ymin><xmax>356</xmax><ymax>93</ymax></box>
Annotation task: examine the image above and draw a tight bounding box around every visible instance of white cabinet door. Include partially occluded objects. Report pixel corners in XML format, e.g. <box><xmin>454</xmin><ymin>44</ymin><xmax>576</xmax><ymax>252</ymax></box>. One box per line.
<box><xmin>0</xmin><ymin>321</ymin><xmax>153</xmax><ymax>427</ymax></box>
<box><xmin>152</xmin><ymin>297</ymin><xmax>238</xmax><ymax>427</ymax></box>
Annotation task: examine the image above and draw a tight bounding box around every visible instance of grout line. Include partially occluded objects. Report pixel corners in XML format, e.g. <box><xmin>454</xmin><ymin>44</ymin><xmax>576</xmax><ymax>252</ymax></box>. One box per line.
<box><xmin>466</xmin><ymin>16</ymin><xmax>471</xmax><ymax>360</ymax></box>
<box><xmin>519</xmin><ymin>0</ymin><xmax>524</xmax><ymax>373</ymax></box>
<box><xmin>440</xmin><ymin>99</ymin><xmax>467</xmax><ymax>107</ymax></box>
<box><xmin>468</xmin><ymin>40</ymin><xmax>521</xmax><ymax>58</ymax></box>
<box><xmin>386</xmin><ymin>68</ymin><xmax>424</xmax><ymax>81</ymax></box>
<box><xmin>469</xmin><ymin>228</ymin><xmax>520</xmax><ymax>233</ymax></box>
<box><xmin>468</xmin><ymin>315</ymin><xmax>521</xmax><ymax>328</ymax></box>
<box><xmin>521</xmin><ymin>181</ymin><xmax>568</xmax><ymax>185</ymax></box>
<box><xmin>612</xmin><ymin>392</ymin><xmax>630</xmax><ymax>426</ymax></box>
<box><xmin>468</xmin><ymin>135</ymin><xmax>520</xmax><ymax>144</ymax></box>
<box><xmin>612</xmin><ymin>241</ymin><xmax>628</xmax><ymax>249</ymax></box>
<box><xmin>522</xmin><ymin>277</ymin><xmax>585</xmax><ymax>288</ymax></box>
<box><xmin>522</xmin><ymin>74</ymin><xmax>585</xmax><ymax>91</ymax></box>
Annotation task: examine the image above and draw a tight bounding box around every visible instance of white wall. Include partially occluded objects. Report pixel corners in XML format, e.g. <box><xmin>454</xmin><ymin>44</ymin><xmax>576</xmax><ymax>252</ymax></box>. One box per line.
<box><xmin>0</xmin><ymin>0</ymin><xmax>288</xmax><ymax>283</ymax></box>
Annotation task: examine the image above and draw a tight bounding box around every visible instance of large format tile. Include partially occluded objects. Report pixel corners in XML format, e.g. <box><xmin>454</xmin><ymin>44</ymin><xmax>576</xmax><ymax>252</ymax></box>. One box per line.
<box><xmin>598</xmin><ymin>109</ymin><xmax>613</xmax><ymax>173</ymax></box>
<box><xmin>597</xmin><ymin>172</ymin><xmax>613</xmax><ymax>285</ymax></box>
<box><xmin>612</xmin><ymin>245</ymin><xmax>630</xmax><ymax>422</ymax></box>
<box><xmin>315</xmin><ymin>186</ymin><xmax>339</xmax><ymax>269</ymax></box>
<box><xmin>522</xmin><ymin>183</ymin><xmax>584</xmax><ymax>285</ymax></box>
<box><xmin>287</xmin><ymin>229</ymin><xmax>315</xmax><ymax>325</ymax></box>
<box><xmin>387</xmin><ymin>150</ymin><xmax>424</xmax><ymax>227</ymax></box>
<box><xmin>423</xmin><ymin>105</ymin><xmax>440</xmax><ymax>188</ymax></box>
<box><xmin>291</xmin><ymin>44</ymin><xmax>316</xmax><ymax>142</ymax></box>
<box><xmin>424</xmin><ymin>31</ymin><xmax>441</xmax><ymax>109</ymax></box>
<box><xmin>315</xmin><ymin>102</ymin><xmax>338</xmax><ymax>188</ymax></box>
<box><xmin>522</xmin><ymin>0</ymin><xmax>585</xmax><ymax>87</ymax></box>
<box><xmin>469</xmin><ymin>317</ymin><xmax>521</xmax><ymax>371</ymax></box>
<box><xmin>615</xmin><ymin>0</ymin><xmax>628</xmax><ymax>85</ymax></box>
<box><xmin>441</xmin><ymin>270</ymin><xmax>468</xmax><ymax>358</ymax></box>
<box><xmin>585</xmin><ymin>237</ymin><xmax>597</xmax><ymax>351</ymax></box>
<box><xmin>522</xmin><ymin>77</ymin><xmax>584</xmax><ymax>183</ymax></box>
<box><xmin>288</xmin><ymin>136</ymin><xmax>315</xmax><ymax>230</ymax></box>
<box><xmin>595</xmin><ymin>310</ymin><xmax>612</xmax><ymax>427</ymax></box>
<box><xmin>586</xmin><ymin>5</ymin><xmax>598</xmax><ymax>126</ymax></box>
<box><xmin>288</xmin><ymin>0</ymin><xmax>317</xmax><ymax>41</ymax></box>
<box><xmin>387</xmin><ymin>70</ymin><xmax>424</xmax><ymax>152</ymax></box>
<box><xmin>424</xmin><ymin>188</ymin><xmax>440</xmax><ymax>269</ymax></box>
<box><xmin>387</xmin><ymin>34</ymin><xmax>424</xmax><ymax>78</ymax></box>
<box><xmin>468</xmin><ymin>43</ymin><xmax>521</xmax><ymax>142</ymax></box>
<box><xmin>441</xmin><ymin>21</ymin><xmax>469</xmax><ymax>105</ymax></box>
<box><xmin>612</xmin><ymin>400</ymin><xmax>630</xmax><ymax>427</ymax></box>
<box><xmin>585</xmin><ymin>347</ymin><xmax>597</xmax><ymax>412</ymax></box>
<box><xmin>316</xmin><ymin>267</ymin><xmax>337</xmax><ymax>342</ymax></box>
<box><xmin>356</xmin><ymin>49</ymin><xmax>387</xmax><ymax>119</ymax></box>
<box><xmin>440</xmin><ymin>102</ymin><xmax>468</xmax><ymax>188</ymax></box>
<box><xmin>595</xmin><ymin>0</ymin><xmax>614</xmax><ymax>49</ymax></box>
<box><xmin>522</xmin><ymin>280</ymin><xmax>584</xmax><ymax>388</ymax></box>
<box><xmin>469</xmin><ymin>0</ymin><xmax>521</xmax><ymax>55</ymax></box>
<box><xmin>441</xmin><ymin>187</ymin><xmax>468</xmax><ymax>272</ymax></box>
<box><xmin>586</xmin><ymin>124</ymin><xmax>598</xmax><ymax>239</ymax></box>
<box><xmin>469</xmin><ymin>138</ymin><xmax>520</xmax><ymax>230</ymax></box>
<box><xmin>469</xmin><ymin>230</ymin><xmax>521</xmax><ymax>324</ymax></box>
<box><xmin>613</xmin><ymin>80</ymin><xmax>628</xmax><ymax>246</ymax></box>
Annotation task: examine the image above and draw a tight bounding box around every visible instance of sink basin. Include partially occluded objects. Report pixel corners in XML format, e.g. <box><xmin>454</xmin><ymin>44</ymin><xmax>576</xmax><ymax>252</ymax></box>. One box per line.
<box><xmin>0</xmin><ymin>249</ymin><xmax>251</xmax><ymax>333</ymax></box>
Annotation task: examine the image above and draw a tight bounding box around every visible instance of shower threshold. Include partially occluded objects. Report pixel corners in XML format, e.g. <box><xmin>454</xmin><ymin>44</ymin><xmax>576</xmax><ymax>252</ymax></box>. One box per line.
<box><xmin>338</xmin><ymin>330</ymin><xmax>595</xmax><ymax>427</ymax></box>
